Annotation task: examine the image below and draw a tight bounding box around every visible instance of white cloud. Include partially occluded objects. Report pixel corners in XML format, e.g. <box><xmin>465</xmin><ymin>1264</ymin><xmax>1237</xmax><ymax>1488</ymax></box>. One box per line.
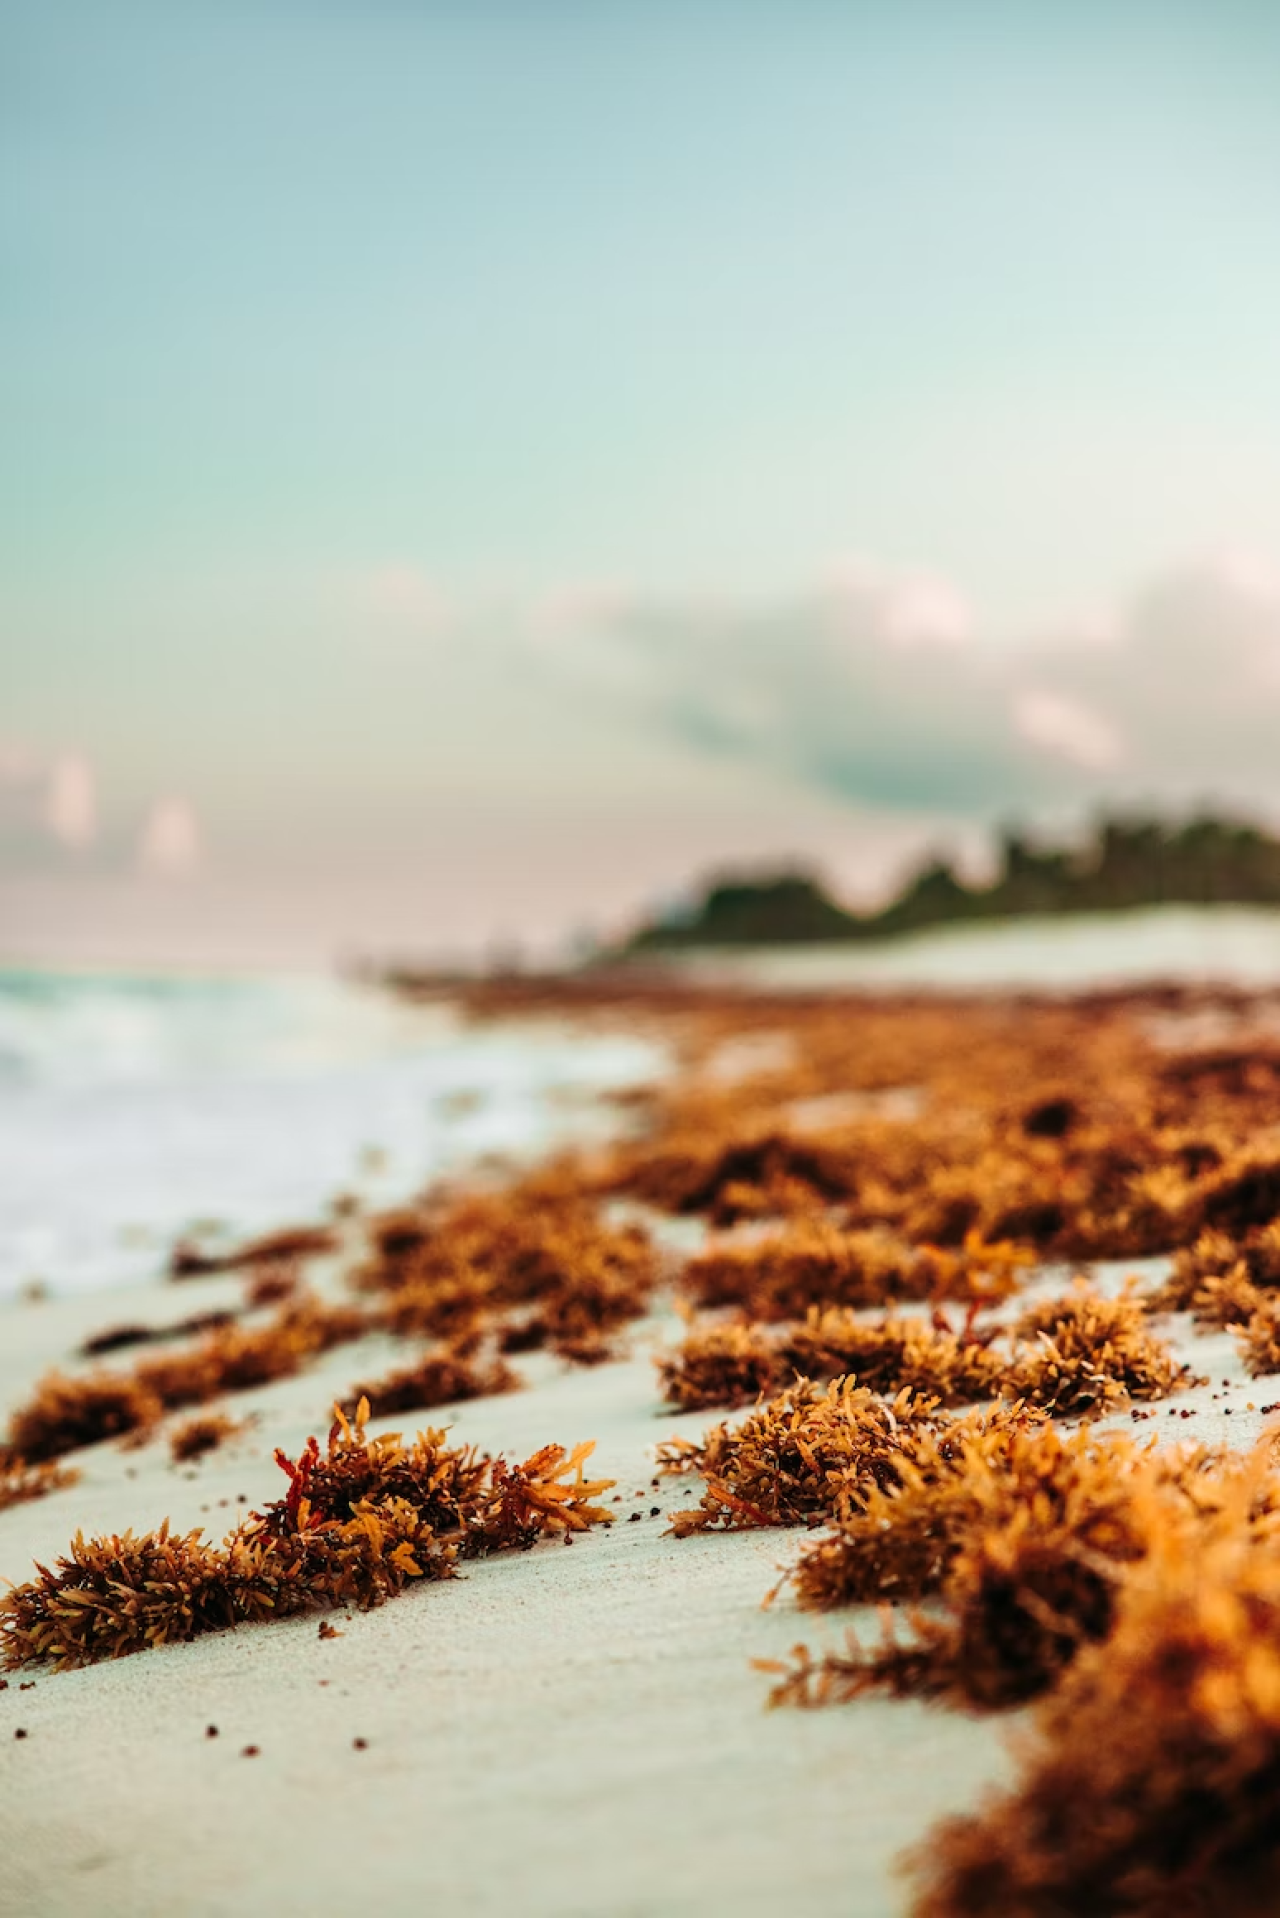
<box><xmin>1012</xmin><ymin>690</ymin><xmax>1124</xmax><ymax>771</ymax></box>
<box><xmin>880</xmin><ymin>573</ymin><xmax>974</xmax><ymax>650</ymax></box>
<box><xmin>138</xmin><ymin>796</ymin><xmax>201</xmax><ymax>878</ymax></box>
<box><xmin>564</xmin><ymin>551</ymin><xmax>1280</xmax><ymax>820</ymax></box>
<box><xmin>45</xmin><ymin>753</ymin><xmax>97</xmax><ymax>849</ymax></box>
<box><xmin>825</xmin><ymin>559</ymin><xmax>973</xmax><ymax>650</ymax></box>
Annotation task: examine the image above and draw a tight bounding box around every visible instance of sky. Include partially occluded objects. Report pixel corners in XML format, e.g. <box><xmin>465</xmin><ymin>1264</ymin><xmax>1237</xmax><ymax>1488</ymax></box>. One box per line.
<box><xmin>6</xmin><ymin>1</ymin><xmax>1280</xmax><ymax>964</ymax></box>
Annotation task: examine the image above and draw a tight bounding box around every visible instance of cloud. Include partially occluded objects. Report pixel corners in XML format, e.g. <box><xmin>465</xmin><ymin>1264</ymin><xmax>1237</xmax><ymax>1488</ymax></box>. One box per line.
<box><xmin>0</xmin><ymin>745</ymin><xmax>99</xmax><ymax>850</ymax></box>
<box><xmin>44</xmin><ymin>753</ymin><xmax>97</xmax><ymax>849</ymax></box>
<box><xmin>567</xmin><ymin>552</ymin><xmax>1280</xmax><ymax>822</ymax></box>
<box><xmin>576</xmin><ymin>569</ymin><xmax>1028</xmax><ymax>813</ymax></box>
<box><xmin>138</xmin><ymin>796</ymin><xmax>201</xmax><ymax>878</ymax></box>
<box><xmin>1012</xmin><ymin>691</ymin><xmax>1124</xmax><ymax>772</ymax></box>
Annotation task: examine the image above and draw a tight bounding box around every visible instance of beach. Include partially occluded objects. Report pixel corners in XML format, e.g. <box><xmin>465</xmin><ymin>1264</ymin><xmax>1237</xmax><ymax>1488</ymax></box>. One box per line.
<box><xmin>6</xmin><ymin>936</ymin><xmax>1280</xmax><ymax>1916</ymax></box>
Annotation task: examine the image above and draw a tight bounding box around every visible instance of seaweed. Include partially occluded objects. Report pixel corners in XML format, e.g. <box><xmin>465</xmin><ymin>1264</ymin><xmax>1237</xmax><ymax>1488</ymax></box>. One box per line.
<box><xmin>4</xmin><ymin>1296</ymin><xmax>371</xmax><ymax>1463</ymax></box>
<box><xmin>357</xmin><ymin>1187</ymin><xmax>657</xmax><ymax>1362</ymax></box>
<box><xmin>657</xmin><ymin>1378</ymin><xmax>951</xmax><ymax>1534</ymax></box>
<box><xmin>169</xmin><ymin>1223</ymin><xmax>338</xmax><ymax>1278</ymax></box>
<box><xmin>347</xmin><ymin>1348</ymin><xmax>519</xmax><ymax>1418</ymax></box>
<box><xmin>655</xmin><ymin>1322</ymin><xmax>787</xmax><ymax>1411</ymax></box>
<box><xmin>779</xmin><ymin>1308</ymin><xmax>1005</xmax><ymax>1407</ymax></box>
<box><xmin>657</xmin><ymin>1308</ymin><xmax>1003</xmax><ymax>1413</ymax></box>
<box><xmin>770</xmin><ymin>1423</ymin><xmax>1182</xmax><ymax>1712</ymax></box>
<box><xmin>0</xmin><ymin>1401</ymin><xmax>614</xmax><ymax>1670</ymax></box>
<box><xmin>168</xmin><ymin>1412</ymin><xmax>245</xmax><ymax>1463</ymax></box>
<box><xmin>80</xmin><ymin>1309</ymin><xmax>236</xmax><ymax>1358</ymax></box>
<box><xmin>905</xmin><ymin>1482</ymin><xmax>1280</xmax><ymax>1917</ymax></box>
<box><xmin>1003</xmin><ymin>1288</ymin><xmax>1195</xmax><ymax>1417</ymax></box>
<box><xmin>1236</xmin><ymin>1303</ymin><xmax>1280</xmax><ymax>1378</ymax></box>
<box><xmin>682</xmin><ymin>1222</ymin><xmax>1028</xmax><ymax>1320</ymax></box>
<box><xmin>0</xmin><ymin>1455</ymin><xmax>78</xmax><ymax>1515</ymax></box>
<box><xmin>6</xmin><ymin>1372</ymin><xmax>166</xmax><ymax>1463</ymax></box>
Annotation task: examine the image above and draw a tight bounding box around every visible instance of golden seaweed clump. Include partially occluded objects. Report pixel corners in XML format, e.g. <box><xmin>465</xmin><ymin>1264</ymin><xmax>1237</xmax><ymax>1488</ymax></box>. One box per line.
<box><xmin>168</xmin><ymin>1412</ymin><xmax>245</xmax><ymax>1464</ymax></box>
<box><xmin>0</xmin><ymin>1453</ymin><xmax>78</xmax><ymax>1515</ymax></box>
<box><xmin>658</xmin><ymin>1378</ymin><xmax>948</xmax><ymax>1535</ymax></box>
<box><xmin>347</xmin><ymin>1348</ymin><xmax>519</xmax><ymax>1418</ymax></box>
<box><xmin>779</xmin><ymin>1308</ymin><xmax>1005</xmax><ymax>1408</ymax></box>
<box><xmin>906</xmin><ymin>1509</ymin><xmax>1280</xmax><ymax>1917</ymax></box>
<box><xmin>1003</xmin><ymin>1287</ymin><xmax>1195</xmax><ymax>1416</ymax></box>
<box><xmin>655</xmin><ymin>1322</ymin><xmax>787</xmax><ymax>1411</ymax></box>
<box><xmin>1236</xmin><ymin>1302</ymin><xmax>1280</xmax><ymax>1379</ymax></box>
<box><xmin>3</xmin><ymin>1295</ymin><xmax>371</xmax><ymax>1464</ymax></box>
<box><xmin>682</xmin><ymin>1222</ymin><xmax>1028</xmax><ymax>1321</ymax></box>
<box><xmin>359</xmin><ymin>1187</ymin><xmax>657</xmax><ymax>1362</ymax></box>
<box><xmin>0</xmin><ymin>1401</ymin><xmax>614</xmax><ymax>1670</ymax></box>
<box><xmin>656</xmin><ymin>1307</ymin><xmax>1004</xmax><ymax>1413</ymax></box>
<box><xmin>6</xmin><ymin>1371</ymin><xmax>166</xmax><ymax>1463</ymax></box>
<box><xmin>614</xmin><ymin>1127</ymin><xmax>858</xmax><ymax>1223</ymax></box>
<box><xmin>169</xmin><ymin>1222</ymin><xmax>338</xmax><ymax>1278</ymax></box>
<box><xmin>771</xmin><ymin>1422</ymin><xmax>1175</xmax><ymax>1713</ymax></box>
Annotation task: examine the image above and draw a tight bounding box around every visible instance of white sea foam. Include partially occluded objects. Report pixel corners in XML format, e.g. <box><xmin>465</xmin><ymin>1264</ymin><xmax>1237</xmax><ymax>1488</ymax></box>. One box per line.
<box><xmin>0</xmin><ymin>970</ymin><xmax>660</xmax><ymax>1300</ymax></box>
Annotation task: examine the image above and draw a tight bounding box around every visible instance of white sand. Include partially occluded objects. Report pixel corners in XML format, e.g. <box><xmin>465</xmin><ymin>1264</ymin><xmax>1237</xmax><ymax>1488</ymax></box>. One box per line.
<box><xmin>664</xmin><ymin>906</ymin><xmax>1280</xmax><ymax>992</ymax></box>
<box><xmin>3</xmin><ymin>961</ymin><xmax>1275</xmax><ymax>1917</ymax></box>
<box><xmin>2</xmin><ymin>1252</ymin><xmax>1271</xmax><ymax>1918</ymax></box>
<box><xmin>0</xmin><ymin>1279</ymin><xmax>1018</xmax><ymax>1918</ymax></box>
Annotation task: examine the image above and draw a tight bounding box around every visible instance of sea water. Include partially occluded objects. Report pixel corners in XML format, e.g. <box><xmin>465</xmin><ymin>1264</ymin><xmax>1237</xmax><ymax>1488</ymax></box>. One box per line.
<box><xmin>0</xmin><ymin>969</ymin><xmax>661</xmax><ymax>1301</ymax></box>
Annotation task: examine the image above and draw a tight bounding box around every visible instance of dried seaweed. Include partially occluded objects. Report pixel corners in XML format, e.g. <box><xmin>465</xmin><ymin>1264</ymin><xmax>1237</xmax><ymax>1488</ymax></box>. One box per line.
<box><xmin>5</xmin><ymin>1295</ymin><xmax>371</xmax><ymax>1463</ymax></box>
<box><xmin>1003</xmin><ymin>1288</ymin><xmax>1195</xmax><ymax>1417</ymax></box>
<box><xmin>657</xmin><ymin>1378</ymin><xmax>951</xmax><ymax>1534</ymax></box>
<box><xmin>6</xmin><ymin>1372</ymin><xmax>166</xmax><ymax>1463</ymax></box>
<box><xmin>658</xmin><ymin>1308</ymin><xmax>1004</xmax><ymax>1412</ymax></box>
<box><xmin>655</xmin><ymin>1322</ymin><xmax>788</xmax><ymax>1411</ymax></box>
<box><xmin>169</xmin><ymin>1223</ymin><xmax>338</xmax><ymax>1278</ymax></box>
<box><xmin>0</xmin><ymin>1401</ymin><xmax>614</xmax><ymax>1670</ymax></box>
<box><xmin>0</xmin><ymin>1455</ymin><xmax>78</xmax><ymax>1515</ymax></box>
<box><xmin>168</xmin><ymin>1412</ymin><xmax>245</xmax><ymax>1463</ymax></box>
<box><xmin>347</xmin><ymin>1348</ymin><xmax>519</xmax><ymax>1418</ymax></box>
<box><xmin>1236</xmin><ymin>1303</ymin><xmax>1280</xmax><ymax>1378</ymax></box>
<box><xmin>770</xmin><ymin>1424</ymin><xmax>1184</xmax><ymax>1712</ymax></box>
<box><xmin>779</xmin><ymin>1308</ymin><xmax>1005</xmax><ymax>1407</ymax></box>
<box><xmin>79</xmin><ymin>1309</ymin><xmax>237</xmax><ymax>1357</ymax></box>
<box><xmin>682</xmin><ymin>1222</ymin><xmax>1027</xmax><ymax>1320</ymax></box>
<box><xmin>358</xmin><ymin>1187</ymin><xmax>657</xmax><ymax>1362</ymax></box>
<box><xmin>905</xmin><ymin>1486</ymin><xmax>1280</xmax><ymax>1917</ymax></box>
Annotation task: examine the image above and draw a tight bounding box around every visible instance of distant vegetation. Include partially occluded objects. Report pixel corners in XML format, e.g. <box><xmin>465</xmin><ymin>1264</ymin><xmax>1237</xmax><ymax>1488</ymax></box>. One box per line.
<box><xmin>626</xmin><ymin>814</ymin><xmax>1280</xmax><ymax>950</ymax></box>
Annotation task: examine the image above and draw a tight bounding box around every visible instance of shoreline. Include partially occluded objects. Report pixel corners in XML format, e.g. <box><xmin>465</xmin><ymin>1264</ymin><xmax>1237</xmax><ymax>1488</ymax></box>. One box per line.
<box><xmin>6</xmin><ymin>975</ymin><xmax>1280</xmax><ymax>1914</ymax></box>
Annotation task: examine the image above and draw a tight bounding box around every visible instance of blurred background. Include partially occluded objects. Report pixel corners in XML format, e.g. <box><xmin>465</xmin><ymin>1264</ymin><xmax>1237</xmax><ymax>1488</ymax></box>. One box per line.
<box><xmin>7</xmin><ymin>1</ymin><xmax>1280</xmax><ymax>969</ymax></box>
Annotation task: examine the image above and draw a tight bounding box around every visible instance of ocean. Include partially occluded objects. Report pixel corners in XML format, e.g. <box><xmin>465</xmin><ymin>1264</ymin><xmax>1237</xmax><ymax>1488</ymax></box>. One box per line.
<box><xmin>0</xmin><ymin>969</ymin><xmax>660</xmax><ymax>1301</ymax></box>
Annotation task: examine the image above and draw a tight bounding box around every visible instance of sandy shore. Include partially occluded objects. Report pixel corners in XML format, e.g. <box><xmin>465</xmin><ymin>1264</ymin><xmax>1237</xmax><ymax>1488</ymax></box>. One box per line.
<box><xmin>0</xmin><ymin>1264</ymin><xmax>1018</xmax><ymax>1918</ymax></box>
<box><xmin>7</xmin><ymin>964</ymin><xmax>1280</xmax><ymax>1917</ymax></box>
<box><xmin>663</xmin><ymin>905</ymin><xmax>1280</xmax><ymax>992</ymax></box>
<box><xmin>1</xmin><ymin>1241</ymin><xmax>1271</xmax><ymax>1918</ymax></box>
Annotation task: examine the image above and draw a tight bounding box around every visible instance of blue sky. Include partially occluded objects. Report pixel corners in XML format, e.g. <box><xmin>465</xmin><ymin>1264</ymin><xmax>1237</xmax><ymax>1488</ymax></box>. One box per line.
<box><xmin>6</xmin><ymin>2</ymin><xmax>1280</xmax><ymax>958</ymax></box>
